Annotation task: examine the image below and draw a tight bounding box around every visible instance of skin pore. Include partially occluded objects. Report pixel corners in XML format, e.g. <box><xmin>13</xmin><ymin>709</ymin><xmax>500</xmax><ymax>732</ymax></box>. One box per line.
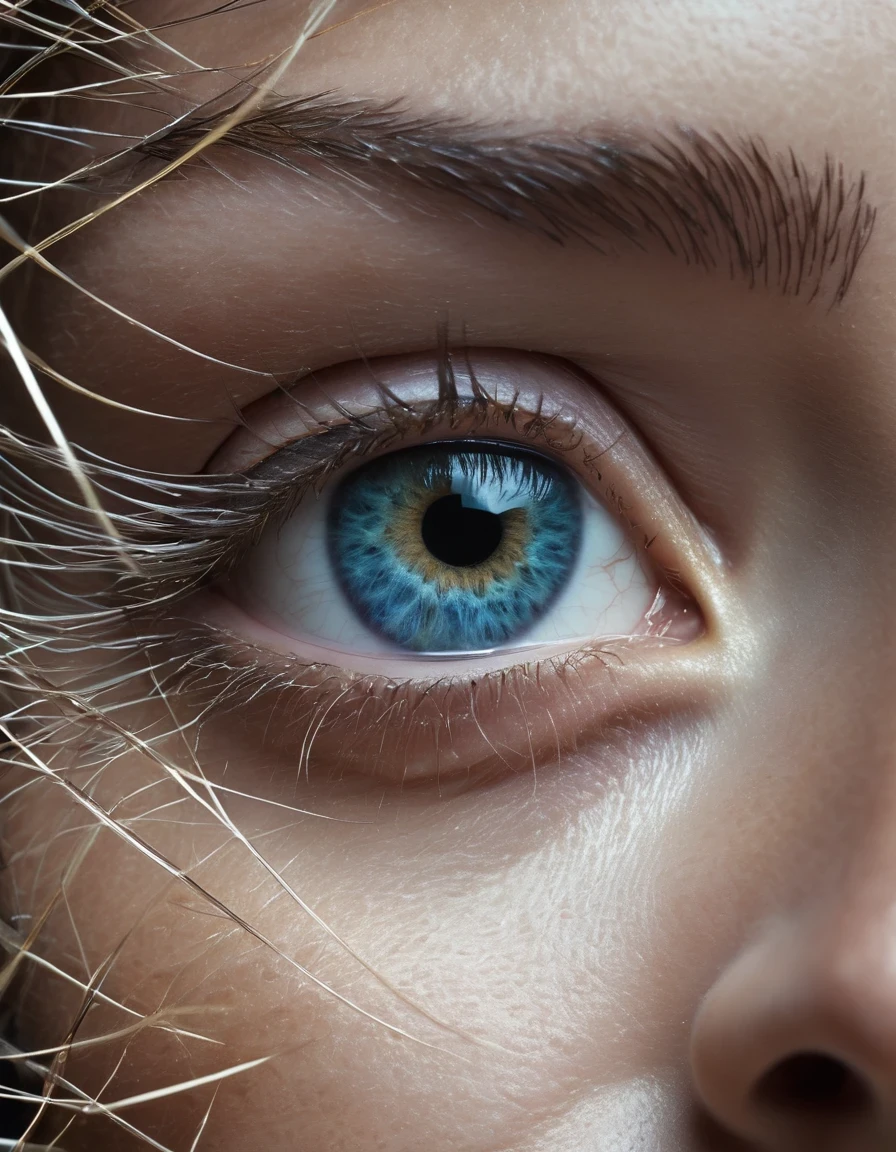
<box><xmin>3</xmin><ymin>1</ymin><xmax>896</xmax><ymax>1150</ymax></box>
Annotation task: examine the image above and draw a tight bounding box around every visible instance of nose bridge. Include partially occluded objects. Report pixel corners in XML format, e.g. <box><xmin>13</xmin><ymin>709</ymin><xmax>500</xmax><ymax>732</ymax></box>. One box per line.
<box><xmin>826</xmin><ymin>738</ymin><xmax>896</xmax><ymax>976</ymax></box>
<box><xmin>688</xmin><ymin>731</ymin><xmax>896</xmax><ymax>1150</ymax></box>
<box><xmin>783</xmin><ymin>654</ymin><xmax>896</xmax><ymax>944</ymax></box>
<box><xmin>817</xmin><ymin>784</ymin><xmax>896</xmax><ymax>1052</ymax></box>
<box><xmin>783</xmin><ymin>642</ymin><xmax>896</xmax><ymax>922</ymax></box>
<box><xmin>795</xmin><ymin>879</ymin><xmax>896</xmax><ymax>1081</ymax></box>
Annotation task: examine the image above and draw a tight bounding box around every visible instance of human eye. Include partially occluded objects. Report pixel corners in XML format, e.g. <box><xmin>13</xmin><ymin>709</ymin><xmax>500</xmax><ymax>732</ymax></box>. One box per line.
<box><xmin>236</xmin><ymin>436</ymin><xmax>644</xmax><ymax>658</ymax></box>
<box><xmin>173</xmin><ymin>347</ymin><xmax>706</xmax><ymax>787</ymax></box>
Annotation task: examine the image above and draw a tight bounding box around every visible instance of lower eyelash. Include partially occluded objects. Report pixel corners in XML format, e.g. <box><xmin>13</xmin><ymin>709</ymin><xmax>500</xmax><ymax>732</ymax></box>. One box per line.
<box><xmin>104</xmin><ymin>387</ymin><xmax>597</xmax><ymax>613</ymax></box>
<box><xmin>134</xmin><ymin>579</ymin><xmax>696</xmax><ymax>792</ymax></box>
<box><xmin>142</xmin><ymin>622</ymin><xmax>615</xmax><ymax>789</ymax></box>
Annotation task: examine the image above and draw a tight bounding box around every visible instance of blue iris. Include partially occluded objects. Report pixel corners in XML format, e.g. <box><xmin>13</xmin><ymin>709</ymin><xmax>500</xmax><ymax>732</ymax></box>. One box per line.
<box><xmin>328</xmin><ymin>442</ymin><xmax>581</xmax><ymax>652</ymax></box>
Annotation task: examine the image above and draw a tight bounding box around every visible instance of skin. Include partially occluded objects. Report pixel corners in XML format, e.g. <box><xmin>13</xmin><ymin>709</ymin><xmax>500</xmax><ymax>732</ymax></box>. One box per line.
<box><xmin>4</xmin><ymin>1</ymin><xmax>896</xmax><ymax>1149</ymax></box>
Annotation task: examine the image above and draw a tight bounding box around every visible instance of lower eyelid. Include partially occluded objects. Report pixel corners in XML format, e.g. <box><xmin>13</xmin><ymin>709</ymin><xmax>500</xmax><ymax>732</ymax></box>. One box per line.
<box><xmin>169</xmin><ymin>594</ymin><xmax>708</xmax><ymax>789</ymax></box>
<box><xmin>190</xmin><ymin>586</ymin><xmax>668</xmax><ymax>678</ymax></box>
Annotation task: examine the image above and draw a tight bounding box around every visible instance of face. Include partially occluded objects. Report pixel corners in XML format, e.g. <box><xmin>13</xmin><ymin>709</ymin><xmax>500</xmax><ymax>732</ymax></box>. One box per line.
<box><xmin>3</xmin><ymin>2</ymin><xmax>896</xmax><ymax>1150</ymax></box>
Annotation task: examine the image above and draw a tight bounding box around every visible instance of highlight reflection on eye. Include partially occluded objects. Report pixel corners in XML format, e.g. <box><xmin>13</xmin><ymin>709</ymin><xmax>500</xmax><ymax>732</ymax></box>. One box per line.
<box><xmin>230</xmin><ymin>437</ymin><xmax>655</xmax><ymax>660</ymax></box>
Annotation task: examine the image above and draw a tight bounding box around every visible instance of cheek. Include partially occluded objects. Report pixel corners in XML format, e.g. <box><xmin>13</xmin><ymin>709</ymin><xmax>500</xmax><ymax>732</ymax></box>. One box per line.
<box><xmin>0</xmin><ymin>710</ymin><xmax>757</xmax><ymax>1151</ymax></box>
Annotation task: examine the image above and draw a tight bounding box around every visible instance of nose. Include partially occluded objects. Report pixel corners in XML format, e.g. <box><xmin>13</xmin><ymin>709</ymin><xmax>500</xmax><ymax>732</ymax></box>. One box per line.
<box><xmin>690</xmin><ymin>910</ymin><xmax>896</xmax><ymax>1151</ymax></box>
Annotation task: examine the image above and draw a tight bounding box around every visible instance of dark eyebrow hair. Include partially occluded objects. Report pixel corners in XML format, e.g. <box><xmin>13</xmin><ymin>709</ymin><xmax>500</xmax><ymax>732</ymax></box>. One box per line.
<box><xmin>126</xmin><ymin>92</ymin><xmax>876</xmax><ymax>306</ymax></box>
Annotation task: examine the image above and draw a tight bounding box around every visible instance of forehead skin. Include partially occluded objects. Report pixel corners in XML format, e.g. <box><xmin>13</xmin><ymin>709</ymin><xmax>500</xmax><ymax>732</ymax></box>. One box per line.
<box><xmin>6</xmin><ymin>2</ymin><xmax>896</xmax><ymax>1151</ymax></box>
<box><xmin>23</xmin><ymin>0</ymin><xmax>896</xmax><ymax>541</ymax></box>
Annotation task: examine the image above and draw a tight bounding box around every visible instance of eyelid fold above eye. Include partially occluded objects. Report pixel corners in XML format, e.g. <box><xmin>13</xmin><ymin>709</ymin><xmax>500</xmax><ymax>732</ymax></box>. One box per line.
<box><xmin>205</xmin><ymin>347</ymin><xmax>715</xmax><ymax>615</ymax></box>
<box><xmin>178</xmin><ymin>348</ymin><xmax>727</xmax><ymax>786</ymax></box>
<box><xmin>206</xmin><ymin>350</ymin><xmax>630</xmax><ymax>476</ymax></box>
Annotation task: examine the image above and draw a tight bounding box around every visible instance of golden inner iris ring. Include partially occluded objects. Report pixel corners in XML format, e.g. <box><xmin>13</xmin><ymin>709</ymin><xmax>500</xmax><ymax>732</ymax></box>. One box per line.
<box><xmin>384</xmin><ymin>483</ymin><xmax>531</xmax><ymax>594</ymax></box>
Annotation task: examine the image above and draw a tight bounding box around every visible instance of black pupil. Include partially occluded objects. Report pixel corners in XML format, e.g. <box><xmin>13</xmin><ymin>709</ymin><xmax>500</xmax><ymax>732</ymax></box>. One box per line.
<box><xmin>421</xmin><ymin>494</ymin><xmax>504</xmax><ymax>567</ymax></box>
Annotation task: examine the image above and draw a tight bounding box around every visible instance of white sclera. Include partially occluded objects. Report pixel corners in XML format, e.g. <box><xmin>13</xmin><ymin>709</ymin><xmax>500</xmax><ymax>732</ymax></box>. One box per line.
<box><xmin>231</xmin><ymin>463</ymin><xmax>656</xmax><ymax>658</ymax></box>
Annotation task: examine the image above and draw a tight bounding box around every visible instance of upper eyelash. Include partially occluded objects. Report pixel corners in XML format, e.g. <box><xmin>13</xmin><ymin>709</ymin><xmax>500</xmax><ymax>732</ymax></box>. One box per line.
<box><xmin>0</xmin><ymin>369</ymin><xmax>594</xmax><ymax>634</ymax></box>
<box><xmin>1</xmin><ymin>345</ymin><xmax>685</xmax><ymax>726</ymax></box>
<box><xmin>193</xmin><ymin>385</ymin><xmax>595</xmax><ymax>607</ymax></box>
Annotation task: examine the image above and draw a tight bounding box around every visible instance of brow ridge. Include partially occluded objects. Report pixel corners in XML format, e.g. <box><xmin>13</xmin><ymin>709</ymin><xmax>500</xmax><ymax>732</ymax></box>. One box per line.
<box><xmin>128</xmin><ymin>92</ymin><xmax>877</xmax><ymax>305</ymax></box>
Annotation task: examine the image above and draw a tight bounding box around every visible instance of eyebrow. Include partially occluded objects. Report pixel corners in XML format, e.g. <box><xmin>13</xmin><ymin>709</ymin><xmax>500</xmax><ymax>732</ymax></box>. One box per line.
<box><xmin>125</xmin><ymin>92</ymin><xmax>876</xmax><ymax>305</ymax></box>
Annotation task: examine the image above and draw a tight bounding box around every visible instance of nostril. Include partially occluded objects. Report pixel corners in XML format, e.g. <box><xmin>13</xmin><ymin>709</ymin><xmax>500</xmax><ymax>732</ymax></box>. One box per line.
<box><xmin>753</xmin><ymin>1052</ymin><xmax>873</xmax><ymax>1116</ymax></box>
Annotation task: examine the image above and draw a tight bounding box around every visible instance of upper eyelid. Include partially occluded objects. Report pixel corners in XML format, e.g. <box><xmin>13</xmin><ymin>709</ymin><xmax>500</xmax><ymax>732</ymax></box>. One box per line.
<box><xmin>206</xmin><ymin>347</ymin><xmax>624</xmax><ymax>478</ymax></box>
<box><xmin>205</xmin><ymin>395</ymin><xmax>597</xmax><ymax>586</ymax></box>
<box><xmin>47</xmin><ymin>386</ymin><xmax>596</xmax><ymax>617</ymax></box>
<box><xmin>203</xmin><ymin>348</ymin><xmax>706</xmax><ymax>576</ymax></box>
<box><xmin>203</xmin><ymin>374</ymin><xmax>690</xmax><ymax>618</ymax></box>
<box><xmin>0</xmin><ymin>352</ymin><xmax>715</xmax><ymax>649</ymax></box>
<box><xmin>26</xmin><ymin>348</ymin><xmax>715</xmax><ymax>662</ymax></box>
